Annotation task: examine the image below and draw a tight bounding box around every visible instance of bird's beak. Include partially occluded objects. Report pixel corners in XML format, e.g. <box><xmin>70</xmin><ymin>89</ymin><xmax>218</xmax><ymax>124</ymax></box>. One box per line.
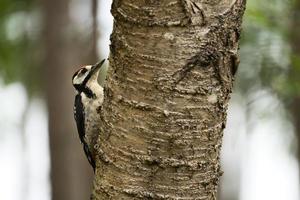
<box><xmin>91</xmin><ymin>59</ymin><xmax>105</xmax><ymax>75</ymax></box>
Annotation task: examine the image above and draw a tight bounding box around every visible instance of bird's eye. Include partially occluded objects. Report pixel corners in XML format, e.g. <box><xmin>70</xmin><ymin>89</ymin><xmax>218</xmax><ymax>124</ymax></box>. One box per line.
<box><xmin>80</xmin><ymin>68</ymin><xmax>88</xmax><ymax>74</ymax></box>
<box><xmin>77</xmin><ymin>68</ymin><xmax>88</xmax><ymax>77</ymax></box>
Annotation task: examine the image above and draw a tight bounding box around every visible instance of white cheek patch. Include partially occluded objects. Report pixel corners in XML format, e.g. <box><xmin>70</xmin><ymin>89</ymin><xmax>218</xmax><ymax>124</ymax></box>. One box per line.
<box><xmin>73</xmin><ymin>73</ymin><xmax>88</xmax><ymax>85</ymax></box>
<box><xmin>72</xmin><ymin>66</ymin><xmax>93</xmax><ymax>85</ymax></box>
<box><xmin>85</xmin><ymin>65</ymin><xmax>92</xmax><ymax>70</ymax></box>
<box><xmin>73</xmin><ymin>74</ymin><xmax>86</xmax><ymax>85</ymax></box>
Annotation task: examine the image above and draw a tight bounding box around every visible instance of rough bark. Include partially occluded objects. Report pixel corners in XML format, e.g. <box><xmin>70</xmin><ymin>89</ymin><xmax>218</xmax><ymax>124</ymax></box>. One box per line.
<box><xmin>41</xmin><ymin>0</ymin><xmax>93</xmax><ymax>199</ymax></box>
<box><xmin>92</xmin><ymin>0</ymin><xmax>246</xmax><ymax>199</ymax></box>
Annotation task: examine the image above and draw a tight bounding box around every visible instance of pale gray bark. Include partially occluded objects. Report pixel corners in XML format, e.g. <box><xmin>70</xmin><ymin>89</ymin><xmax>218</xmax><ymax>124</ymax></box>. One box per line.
<box><xmin>92</xmin><ymin>0</ymin><xmax>246</xmax><ymax>199</ymax></box>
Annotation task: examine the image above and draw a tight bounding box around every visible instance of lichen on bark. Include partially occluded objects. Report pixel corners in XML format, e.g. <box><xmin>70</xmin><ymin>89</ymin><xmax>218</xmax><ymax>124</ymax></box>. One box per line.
<box><xmin>92</xmin><ymin>0</ymin><xmax>246</xmax><ymax>199</ymax></box>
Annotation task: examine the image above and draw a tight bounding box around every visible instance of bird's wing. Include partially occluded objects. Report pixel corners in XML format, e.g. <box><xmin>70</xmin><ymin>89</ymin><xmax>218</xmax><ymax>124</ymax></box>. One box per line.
<box><xmin>74</xmin><ymin>94</ymin><xmax>85</xmax><ymax>143</ymax></box>
<box><xmin>83</xmin><ymin>142</ymin><xmax>96</xmax><ymax>171</ymax></box>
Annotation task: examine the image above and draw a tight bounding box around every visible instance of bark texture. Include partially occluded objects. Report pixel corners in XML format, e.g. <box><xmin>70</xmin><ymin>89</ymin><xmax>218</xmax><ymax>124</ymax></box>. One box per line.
<box><xmin>92</xmin><ymin>0</ymin><xmax>246</xmax><ymax>199</ymax></box>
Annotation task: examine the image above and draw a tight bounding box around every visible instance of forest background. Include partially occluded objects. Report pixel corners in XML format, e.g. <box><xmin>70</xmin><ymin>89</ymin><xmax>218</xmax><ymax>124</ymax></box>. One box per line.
<box><xmin>0</xmin><ymin>0</ymin><xmax>299</xmax><ymax>199</ymax></box>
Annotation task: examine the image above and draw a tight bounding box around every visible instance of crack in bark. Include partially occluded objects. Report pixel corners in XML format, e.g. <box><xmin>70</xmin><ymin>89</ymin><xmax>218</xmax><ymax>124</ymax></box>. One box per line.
<box><xmin>181</xmin><ymin>0</ymin><xmax>207</xmax><ymax>25</ymax></box>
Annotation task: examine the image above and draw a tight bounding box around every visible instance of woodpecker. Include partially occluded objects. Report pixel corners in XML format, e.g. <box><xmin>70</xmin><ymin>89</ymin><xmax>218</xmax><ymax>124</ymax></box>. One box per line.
<box><xmin>72</xmin><ymin>59</ymin><xmax>105</xmax><ymax>171</ymax></box>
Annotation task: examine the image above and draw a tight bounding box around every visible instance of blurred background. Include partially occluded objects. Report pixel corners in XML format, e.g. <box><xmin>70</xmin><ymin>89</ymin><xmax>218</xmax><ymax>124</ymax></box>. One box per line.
<box><xmin>0</xmin><ymin>0</ymin><xmax>299</xmax><ymax>200</ymax></box>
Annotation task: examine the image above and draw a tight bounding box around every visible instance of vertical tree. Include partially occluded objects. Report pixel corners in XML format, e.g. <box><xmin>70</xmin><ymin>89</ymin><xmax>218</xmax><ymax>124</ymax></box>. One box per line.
<box><xmin>92</xmin><ymin>0</ymin><xmax>246</xmax><ymax>199</ymax></box>
<box><xmin>290</xmin><ymin>0</ymin><xmax>300</xmax><ymax>174</ymax></box>
<box><xmin>41</xmin><ymin>0</ymin><xmax>94</xmax><ymax>199</ymax></box>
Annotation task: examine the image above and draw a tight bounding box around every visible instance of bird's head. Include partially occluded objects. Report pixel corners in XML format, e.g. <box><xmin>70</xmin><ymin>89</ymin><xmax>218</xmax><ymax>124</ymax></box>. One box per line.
<box><xmin>72</xmin><ymin>59</ymin><xmax>105</xmax><ymax>92</ymax></box>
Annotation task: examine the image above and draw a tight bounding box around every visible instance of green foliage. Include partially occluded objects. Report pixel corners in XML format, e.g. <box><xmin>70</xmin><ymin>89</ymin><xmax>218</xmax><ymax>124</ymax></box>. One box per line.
<box><xmin>245</xmin><ymin>0</ymin><xmax>291</xmax><ymax>31</ymax></box>
<box><xmin>288</xmin><ymin>54</ymin><xmax>300</xmax><ymax>96</ymax></box>
<box><xmin>0</xmin><ymin>0</ymin><xmax>299</xmax><ymax>101</ymax></box>
<box><xmin>235</xmin><ymin>0</ymin><xmax>298</xmax><ymax>102</ymax></box>
<box><xmin>0</xmin><ymin>0</ymin><xmax>41</xmax><ymax>96</ymax></box>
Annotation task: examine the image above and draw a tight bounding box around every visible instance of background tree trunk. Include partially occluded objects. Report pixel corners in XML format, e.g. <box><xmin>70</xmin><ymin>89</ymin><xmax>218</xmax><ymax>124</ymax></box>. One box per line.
<box><xmin>41</xmin><ymin>0</ymin><xmax>94</xmax><ymax>199</ymax></box>
<box><xmin>91</xmin><ymin>0</ymin><xmax>99</xmax><ymax>62</ymax></box>
<box><xmin>92</xmin><ymin>0</ymin><xmax>246</xmax><ymax>199</ymax></box>
<box><xmin>290</xmin><ymin>0</ymin><xmax>300</xmax><ymax>178</ymax></box>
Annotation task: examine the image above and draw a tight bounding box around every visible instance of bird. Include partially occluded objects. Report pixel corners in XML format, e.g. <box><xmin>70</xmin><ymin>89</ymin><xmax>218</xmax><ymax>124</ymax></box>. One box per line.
<box><xmin>72</xmin><ymin>59</ymin><xmax>105</xmax><ymax>171</ymax></box>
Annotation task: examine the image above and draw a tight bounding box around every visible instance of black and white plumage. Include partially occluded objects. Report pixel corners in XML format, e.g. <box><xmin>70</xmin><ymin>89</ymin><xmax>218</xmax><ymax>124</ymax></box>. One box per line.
<box><xmin>72</xmin><ymin>59</ymin><xmax>105</xmax><ymax>171</ymax></box>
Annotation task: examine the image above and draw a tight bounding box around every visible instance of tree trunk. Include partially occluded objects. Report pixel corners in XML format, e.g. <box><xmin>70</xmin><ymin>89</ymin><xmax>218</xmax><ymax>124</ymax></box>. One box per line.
<box><xmin>290</xmin><ymin>0</ymin><xmax>300</xmax><ymax>176</ymax></box>
<box><xmin>92</xmin><ymin>0</ymin><xmax>246</xmax><ymax>199</ymax></box>
<box><xmin>41</xmin><ymin>0</ymin><xmax>94</xmax><ymax>199</ymax></box>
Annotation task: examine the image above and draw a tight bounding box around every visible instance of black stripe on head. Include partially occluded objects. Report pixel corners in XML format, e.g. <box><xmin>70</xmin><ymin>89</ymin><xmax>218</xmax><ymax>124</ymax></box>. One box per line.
<box><xmin>72</xmin><ymin>67</ymin><xmax>88</xmax><ymax>83</ymax></box>
<box><xmin>81</xmin><ymin>68</ymin><xmax>88</xmax><ymax>74</ymax></box>
<box><xmin>74</xmin><ymin>84</ymin><xmax>95</xmax><ymax>99</ymax></box>
<box><xmin>82</xmin><ymin>87</ymin><xmax>95</xmax><ymax>98</ymax></box>
<box><xmin>82</xmin><ymin>59</ymin><xmax>106</xmax><ymax>86</ymax></box>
